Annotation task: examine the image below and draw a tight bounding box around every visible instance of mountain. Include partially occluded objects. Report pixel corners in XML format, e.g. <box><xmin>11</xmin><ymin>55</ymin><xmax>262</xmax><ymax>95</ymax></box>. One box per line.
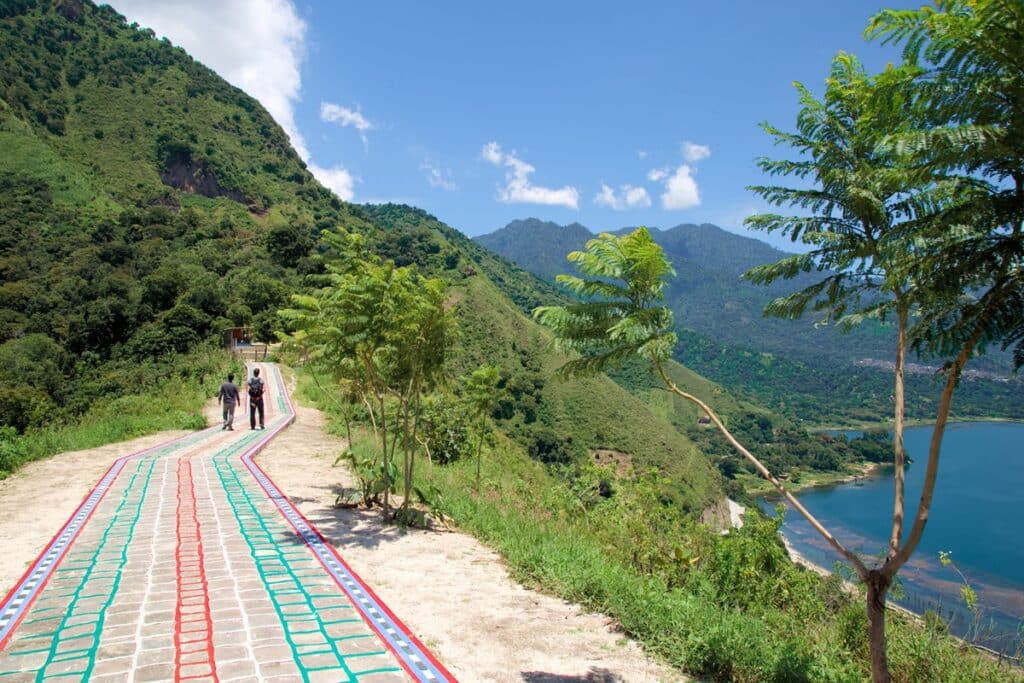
<box><xmin>0</xmin><ymin>1</ymin><xmax>731</xmax><ymax>512</ymax></box>
<box><xmin>474</xmin><ymin>219</ymin><xmax>594</xmax><ymax>282</ymax></box>
<box><xmin>476</xmin><ymin>218</ymin><xmax>876</xmax><ymax>361</ymax></box>
<box><xmin>476</xmin><ymin>219</ymin><xmax>1024</xmax><ymax>423</ymax></box>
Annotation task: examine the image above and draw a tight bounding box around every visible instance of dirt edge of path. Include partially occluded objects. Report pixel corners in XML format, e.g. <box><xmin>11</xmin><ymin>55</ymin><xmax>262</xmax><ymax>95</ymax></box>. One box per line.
<box><xmin>0</xmin><ymin>389</ymin><xmax>685</xmax><ymax>682</ymax></box>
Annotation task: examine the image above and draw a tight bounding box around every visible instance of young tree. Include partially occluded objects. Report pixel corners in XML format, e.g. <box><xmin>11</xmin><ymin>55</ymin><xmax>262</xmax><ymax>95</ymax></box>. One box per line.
<box><xmin>461</xmin><ymin>364</ymin><xmax>500</xmax><ymax>491</ymax></box>
<box><xmin>533</xmin><ymin>228</ymin><xmax>852</xmax><ymax>565</ymax></box>
<box><xmin>742</xmin><ymin>52</ymin><xmax>972</xmax><ymax>680</ymax></box>
<box><xmin>739</xmin><ymin>3</ymin><xmax>1024</xmax><ymax>676</ymax></box>
<box><xmin>281</xmin><ymin>230</ymin><xmax>454</xmax><ymax>519</ymax></box>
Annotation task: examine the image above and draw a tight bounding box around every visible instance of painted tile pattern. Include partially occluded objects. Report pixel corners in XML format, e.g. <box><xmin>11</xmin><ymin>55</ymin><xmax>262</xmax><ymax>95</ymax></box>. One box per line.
<box><xmin>0</xmin><ymin>364</ymin><xmax>456</xmax><ymax>682</ymax></box>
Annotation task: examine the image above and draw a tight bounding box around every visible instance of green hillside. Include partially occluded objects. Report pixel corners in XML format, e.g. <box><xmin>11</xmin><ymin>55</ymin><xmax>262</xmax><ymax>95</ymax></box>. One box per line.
<box><xmin>352</xmin><ymin>204</ymin><xmax>724</xmax><ymax>511</ymax></box>
<box><xmin>0</xmin><ymin>0</ymin><xmax>725</xmax><ymax>514</ymax></box>
<box><xmin>476</xmin><ymin>218</ymin><xmax>1024</xmax><ymax>424</ymax></box>
<box><xmin>0</xmin><ymin>0</ymin><xmax>381</xmax><ymax>436</ymax></box>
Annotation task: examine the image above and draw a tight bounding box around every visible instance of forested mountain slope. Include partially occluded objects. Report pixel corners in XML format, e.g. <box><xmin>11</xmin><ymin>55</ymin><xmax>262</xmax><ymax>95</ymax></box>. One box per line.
<box><xmin>477</xmin><ymin>218</ymin><xmax>1024</xmax><ymax>423</ymax></box>
<box><xmin>0</xmin><ymin>0</ymin><xmax>381</xmax><ymax>431</ymax></box>
<box><xmin>0</xmin><ymin>0</ymin><xmax>729</xmax><ymax>512</ymax></box>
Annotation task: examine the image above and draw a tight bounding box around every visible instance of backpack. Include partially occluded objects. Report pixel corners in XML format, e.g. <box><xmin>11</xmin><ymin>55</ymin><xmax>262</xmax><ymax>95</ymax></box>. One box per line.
<box><xmin>248</xmin><ymin>376</ymin><xmax>263</xmax><ymax>399</ymax></box>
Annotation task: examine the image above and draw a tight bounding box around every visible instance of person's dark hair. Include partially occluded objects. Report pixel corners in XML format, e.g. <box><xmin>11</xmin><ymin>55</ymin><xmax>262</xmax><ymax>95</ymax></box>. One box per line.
<box><xmin>254</xmin><ymin>368</ymin><xmax>260</xmax><ymax>376</ymax></box>
<box><xmin>228</xmin><ymin>373</ymin><xmax>234</xmax><ymax>382</ymax></box>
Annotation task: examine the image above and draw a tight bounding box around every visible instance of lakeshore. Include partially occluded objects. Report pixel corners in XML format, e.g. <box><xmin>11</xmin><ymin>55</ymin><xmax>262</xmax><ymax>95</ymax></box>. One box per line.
<box><xmin>738</xmin><ymin>460</ymin><xmax>885</xmax><ymax>497</ymax></box>
<box><xmin>759</xmin><ymin>421</ymin><xmax>1024</xmax><ymax>656</ymax></box>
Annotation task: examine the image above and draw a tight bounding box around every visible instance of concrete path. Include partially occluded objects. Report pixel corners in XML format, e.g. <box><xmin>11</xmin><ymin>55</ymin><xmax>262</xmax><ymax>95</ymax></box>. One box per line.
<box><xmin>0</xmin><ymin>364</ymin><xmax>454</xmax><ymax>682</ymax></box>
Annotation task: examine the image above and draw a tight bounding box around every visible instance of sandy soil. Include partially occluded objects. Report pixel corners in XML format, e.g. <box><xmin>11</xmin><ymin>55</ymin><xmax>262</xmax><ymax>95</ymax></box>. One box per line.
<box><xmin>0</xmin><ymin>429</ymin><xmax>192</xmax><ymax>593</ymax></box>
<box><xmin>0</xmin><ymin>395</ymin><xmax>685</xmax><ymax>682</ymax></box>
<box><xmin>257</xmin><ymin>399</ymin><xmax>686</xmax><ymax>683</ymax></box>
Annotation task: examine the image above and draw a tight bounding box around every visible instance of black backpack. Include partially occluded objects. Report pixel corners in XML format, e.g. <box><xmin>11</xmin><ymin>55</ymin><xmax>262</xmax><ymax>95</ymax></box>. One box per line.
<box><xmin>248</xmin><ymin>376</ymin><xmax>263</xmax><ymax>398</ymax></box>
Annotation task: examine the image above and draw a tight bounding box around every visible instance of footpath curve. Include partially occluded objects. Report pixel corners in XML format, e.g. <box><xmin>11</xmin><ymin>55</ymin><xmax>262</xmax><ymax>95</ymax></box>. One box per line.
<box><xmin>0</xmin><ymin>363</ymin><xmax>455</xmax><ymax>682</ymax></box>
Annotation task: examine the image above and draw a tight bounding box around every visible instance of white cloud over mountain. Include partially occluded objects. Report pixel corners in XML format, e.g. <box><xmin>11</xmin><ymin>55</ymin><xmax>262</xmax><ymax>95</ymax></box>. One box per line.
<box><xmin>481</xmin><ymin>142</ymin><xmax>579</xmax><ymax>209</ymax></box>
<box><xmin>647</xmin><ymin>167</ymin><xmax>669</xmax><ymax>182</ymax></box>
<box><xmin>595</xmin><ymin>183</ymin><xmax>651</xmax><ymax>210</ymax></box>
<box><xmin>320</xmin><ymin>103</ymin><xmax>374</xmax><ymax>132</ymax></box>
<box><xmin>421</xmin><ymin>161</ymin><xmax>458</xmax><ymax>191</ymax></box>
<box><xmin>660</xmin><ymin>164</ymin><xmax>701</xmax><ymax>209</ymax></box>
<box><xmin>114</xmin><ymin>0</ymin><xmax>357</xmax><ymax>200</ymax></box>
<box><xmin>682</xmin><ymin>141</ymin><xmax>711</xmax><ymax>162</ymax></box>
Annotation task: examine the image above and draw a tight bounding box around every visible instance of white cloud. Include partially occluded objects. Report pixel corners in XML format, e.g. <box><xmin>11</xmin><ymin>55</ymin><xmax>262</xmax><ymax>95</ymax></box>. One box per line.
<box><xmin>320</xmin><ymin>102</ymin><xmax>374</xmax><ymax>132</ymax></box>
<box><xmin>637</xmin><ymin>150</ymin><xmax>649</xmax><ymax>159</ymax></box>
<box><xmin>623</xmin><ymin>185</ymin><xmax>651</xmax><ymax>208</ymax></box>
<box><xmin>421</xmin><ymin>161</ymin><xmax>458</xmax><ymax>191</ymax></box>
<box><xmin>647</xmin><ymin>167</ymin><xmax>669</xmax><ymax>182</ymax></box>
<box><xmin>481</xmin><ymin>141</ymin><xmax>503</xmax><ymax>165</ymax></box>
<box><xmin>306</xmin><ymin>163</ymin><xmax>355</xmax><ymax>201</ymax></box>
<box><xmin>660</xmin><ymin>164</ymin><xmax>701</xmax><ymax>210</ymax></box>
<box><xmin>480</xmin><ymin>142</ymin><xmax>579</xmax><ymax>209</ymax></box>
<box><xmin>115</xmin><ymin>0</ymin><xmax>357</xmax><ymax>200</ymax></box>
<box><xmin>682</xmin><ymin>141</ymin><xmax>711</xmax><ymax>163</ymax></box>
<box><xmin>594</xmin><ymin>184</ymin><xmax>618</xmax><ymax>209</ymax></box>
<box><xmin>594</xmin><ymin>183</ymin><xmax>651</xmax><ymax>210</ymax></box>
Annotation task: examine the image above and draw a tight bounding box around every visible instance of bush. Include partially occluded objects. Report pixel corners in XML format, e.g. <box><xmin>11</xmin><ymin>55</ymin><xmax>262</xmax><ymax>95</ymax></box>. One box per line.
<box><xmin>418</xmin><ymin>394</ymin><xmax>473</xmax><ymax>464</ymax></box>
<box><xmin>0</xmin><ymin>426</ymin><xmax>27</xmax><ymax>474</ymax></box>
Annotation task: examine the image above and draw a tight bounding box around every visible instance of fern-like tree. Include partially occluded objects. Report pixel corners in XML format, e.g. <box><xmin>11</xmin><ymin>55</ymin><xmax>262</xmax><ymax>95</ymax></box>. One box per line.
<box><xmin>742</xmin><ymin>53</ymin><xmax>975</xmax><ymax>681</ymax></box>
<box><xmin>281</xmin><ymin>230</ymin><xmax>454</xmax><ymax>519</ymax></box>
<box><xmin>741</xmin><ymin>2</ymin><xmax>1024</xmax><ymax>677</ymax></box>
<box><xmin>867</xmin><ymin>1</ymin><xmax>1024</xmax><ymax>367</ymax></box>
<box><xmin>533</xmin><ymin>228</ymin><xmax>828</xmax><ymax>536</ymax></box>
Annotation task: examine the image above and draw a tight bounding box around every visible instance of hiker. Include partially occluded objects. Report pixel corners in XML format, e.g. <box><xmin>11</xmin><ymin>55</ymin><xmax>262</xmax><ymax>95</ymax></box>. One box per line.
<box><xmin>248</xmin><ymin>367</ymin><xmax>265</xmax><ymax>430</ymax></box>
<box><xmin>217</xmin><ymin>372</ymin><xmax>242</xmax><ymax>430</ymax></box>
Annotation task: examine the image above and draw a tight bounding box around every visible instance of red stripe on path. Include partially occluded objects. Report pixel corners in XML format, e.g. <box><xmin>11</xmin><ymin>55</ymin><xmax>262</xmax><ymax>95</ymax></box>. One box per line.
<box><xmin>174</xmin><ymin>455</ymin><xmax>218</xmax><ymax>682</ymax></box>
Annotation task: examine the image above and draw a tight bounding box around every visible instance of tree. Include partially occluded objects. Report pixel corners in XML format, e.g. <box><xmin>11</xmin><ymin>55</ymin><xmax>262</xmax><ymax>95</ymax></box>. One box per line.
<box><xmin>534</xmin><ymin>229</ymin><xmax>851</xmax><ymax>556</ymax></box>
<box><xmin>866</xmin><ymin>0</ymin><xmax>1024</xmax><ymax>368</ymax></box>
<box><xmin>742</xmin><ymin>53</ymin><xmax>963</xmax><ymax>680</ymax></box>
<box><xmin>737</xmin><ymin>4</ymin><xmax>1024</xmax><ymax>677</ymax></box>
<box><xmin>281</xmin><ymin>230</ymin><xmax>454</xmax><ymax>519</ymax></box>
<box><xmin>461</xmin><ymin>364</ymin><xmax>500</xmax><ymax>491</ymax></box>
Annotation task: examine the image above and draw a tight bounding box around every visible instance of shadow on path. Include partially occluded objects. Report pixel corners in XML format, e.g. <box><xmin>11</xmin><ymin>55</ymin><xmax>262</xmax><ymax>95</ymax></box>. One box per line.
<box><xmin>521</xmin><ymin>669</ymin><xmax>625</xmax><ymax>682</ymax></box>
<box><xmin>274</xmin><ymin>483</ymin><xmax>425</xmax><ymax>551</ymax></box>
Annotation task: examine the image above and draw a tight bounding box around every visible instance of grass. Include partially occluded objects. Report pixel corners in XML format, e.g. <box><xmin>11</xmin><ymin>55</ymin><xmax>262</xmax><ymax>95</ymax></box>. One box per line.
<box><xmin>297</xmin><ymin>364</ymin><xmax>1023</xmax><ymax>682</ymax></box>
<box><xmin>0</xmin><ymin>350</ymin><xmax>235</xmax><ymax>478</ymax></box>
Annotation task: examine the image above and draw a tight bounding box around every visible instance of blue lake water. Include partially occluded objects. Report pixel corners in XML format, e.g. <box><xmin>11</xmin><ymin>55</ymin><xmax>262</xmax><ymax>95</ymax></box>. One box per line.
<box><xmin>759</xmin><ymin>422</ymin><xmax>1024</xmax><ymax>654</ymax></box>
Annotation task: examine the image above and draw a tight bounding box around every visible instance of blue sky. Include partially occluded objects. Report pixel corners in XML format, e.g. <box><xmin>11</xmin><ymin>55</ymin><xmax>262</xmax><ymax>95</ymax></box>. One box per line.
<box><xmin>115</xmin><ymin>1</ymin><xmax>917</xmax><ymax>246</ymax></box>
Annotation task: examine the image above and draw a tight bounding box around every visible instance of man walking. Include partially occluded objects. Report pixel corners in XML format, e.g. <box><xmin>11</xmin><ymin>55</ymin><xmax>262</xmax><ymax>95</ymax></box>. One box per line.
<box><xmin>217</xmin><ymin>372</ymin><xmax>242</xmax><ymax>430</ymax></box>
<box><xmin>247</xmin><ymin>367</ymin><xmax>265</xmax><ymax>430</ymax></box>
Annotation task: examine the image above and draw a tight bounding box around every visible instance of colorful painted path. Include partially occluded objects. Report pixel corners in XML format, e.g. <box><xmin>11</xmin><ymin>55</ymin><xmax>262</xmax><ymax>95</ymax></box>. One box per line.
<box><xmin>0</xmin><ymin>364</ymin><xmax>455</xmax><ymax>683</ymax></box>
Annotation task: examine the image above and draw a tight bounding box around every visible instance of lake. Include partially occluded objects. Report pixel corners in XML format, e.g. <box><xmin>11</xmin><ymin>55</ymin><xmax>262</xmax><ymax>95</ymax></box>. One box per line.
<box><xmin>759</xmin><ymin>422</ymin><xmax>1024</xmax><ymax>655</ymax></box>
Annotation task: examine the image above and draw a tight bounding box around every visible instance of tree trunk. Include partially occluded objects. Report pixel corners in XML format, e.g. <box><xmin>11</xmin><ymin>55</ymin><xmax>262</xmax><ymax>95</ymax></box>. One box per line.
<box><xmin>475</xmin><ymin>425</ymin><xmax>484</xmax><ymax>492</ymax></box>
<box><xmin>378</xmin><ymin>392</ymin><xmax>390</xmax><ymax>518</ymax></box>
<box><xmin>652</xmin><ymin>356</ymin><xmax>867</xmax><ymax>576</ymax></box>
<box><xmin>888</xmin><ymin>323</ymin><xmax>983</xmax><ymax>571</ymax></box>
<box><xmin>866</xmin><ymin>570</ymin><xmax>893</xmax><ymax>683</ymax></box>
<box><xmin>888</xmin><ymin>302</ymin><xmax>909</xmax><ymax>558</ymax></box>
<box><xmin>407</xmin><ymin>390</ymin><xmax>422</xmax><ymax>507</ymax></box>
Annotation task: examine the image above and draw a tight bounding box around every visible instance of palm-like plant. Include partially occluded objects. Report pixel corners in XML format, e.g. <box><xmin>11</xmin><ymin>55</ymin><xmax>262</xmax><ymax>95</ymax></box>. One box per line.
<box><xmin>742</xmin><ymin>51</ymin><xmax>972</xmax><ymax>683</ymax></box>
<box><xmin>534</xmin><ymin>227</ymin><xmax>853</xmax><ymax>592</ymax></box>
<box><xmin>744</xmin><ymin>12</ymin><xmax>1024</xmax><ymax>676</ymax></box>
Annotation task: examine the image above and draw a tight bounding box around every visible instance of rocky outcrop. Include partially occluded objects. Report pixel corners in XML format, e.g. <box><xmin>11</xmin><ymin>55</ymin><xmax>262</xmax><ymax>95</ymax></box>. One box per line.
<box><xmin>160</xmin><ymin>149</ymin><xmax>251</xmax><ymax>205</ymax></box>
